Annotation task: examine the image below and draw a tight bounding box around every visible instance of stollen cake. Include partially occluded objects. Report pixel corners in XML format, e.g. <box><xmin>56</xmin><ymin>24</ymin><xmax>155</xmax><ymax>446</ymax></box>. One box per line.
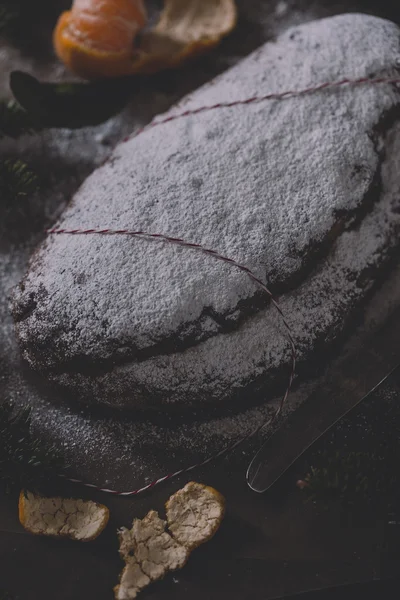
<box><xmin>12</xmin><ymin>14</ymin><xmax>400</xmax><ymax>409</ymax></box>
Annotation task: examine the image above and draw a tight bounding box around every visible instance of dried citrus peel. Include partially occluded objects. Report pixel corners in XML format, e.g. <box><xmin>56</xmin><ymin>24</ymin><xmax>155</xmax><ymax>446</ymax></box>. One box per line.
<box><xmin>139</xmin><ymin>0</ymin><xmax>238</xmax><ymax>70</ymax></box>
<box><xmin>54</xmin><ymin>0</ymin><xmax>237</xmax><ymax>79</ymax></box>
<box><xmin>115</xmin><ymin>510</ymin><xmax>190</xmax><ymax>600</ymax></box>
<box><xmin>114</xmin><ymin>482</ymin><xmax>225</xmax><ymax>599</ymax></box>
<box><xmin>18</xmin><ymin>490</ymin><xmax>109</xmax><ymax>541</ymax></box>
<box><xmin>165</xmin><ymin>481</ymin><xmax>226</xmax><ymax>550</ymax></box>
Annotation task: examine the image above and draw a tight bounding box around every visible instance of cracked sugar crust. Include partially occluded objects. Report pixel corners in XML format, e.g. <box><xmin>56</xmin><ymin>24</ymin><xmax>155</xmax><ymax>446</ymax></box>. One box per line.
<box><xmin>18</xmin><ymin>491</ymin><xmax>109</xmax><ymax>541</ymax></box>
<box><xmin>37</xmin><ymin>109</ymin><xmax>400</xmax><ymax>409</ymax></box>
<box><xmin>115</xmin><ymin>510</ymin><xmax>189</xmax><ymax>600</ymax></box>
<box><xmin>27</xmin><ymin>114</ymin><xmax>400</xmax><ymax>409</ymax></box>
<box><xmin>12</xmin><ymin>13</ymin><xmax>400</xmax><ymax>398</ymax></box>
<box><xmin>166</xmin><ymin>482</ymin><xmax>226</xmax><ymax>550</ymax></box>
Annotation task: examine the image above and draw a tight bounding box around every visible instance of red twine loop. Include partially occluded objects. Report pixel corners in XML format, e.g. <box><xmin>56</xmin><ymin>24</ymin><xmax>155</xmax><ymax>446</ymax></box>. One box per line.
<box><xmin>48</xmin><ymin>74</ymin><xmax>400</xmax><ymax>496</ymax></box>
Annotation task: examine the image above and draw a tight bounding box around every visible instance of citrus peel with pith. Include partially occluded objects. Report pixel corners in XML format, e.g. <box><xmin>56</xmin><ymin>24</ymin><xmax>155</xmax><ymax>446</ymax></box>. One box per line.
<box><xmin>19</xmin><ymin>490</ymin><xmax>109</xmax><ymax>541</ymax></box>
<box><xmin>114</xmin><ymin>482</ymin><xmax>225</xmax><ymax>599</ymax></box>
<box><xmin>54</xmin><ymin>0</ymin><xmax>237</xmax><ymax>79</ymax></box>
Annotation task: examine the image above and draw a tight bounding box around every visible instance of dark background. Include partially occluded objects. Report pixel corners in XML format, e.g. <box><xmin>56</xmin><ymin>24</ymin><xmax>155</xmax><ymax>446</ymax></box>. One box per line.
<box><xmin>1</xmin><ymin>1</ymin><xmax>400</xmax><ymax>599</ymax></box>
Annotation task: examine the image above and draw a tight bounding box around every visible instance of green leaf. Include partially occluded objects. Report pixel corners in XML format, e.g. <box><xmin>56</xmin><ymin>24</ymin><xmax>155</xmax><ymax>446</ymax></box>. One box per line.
<box><xmin>10</xmin><ymin>71</ymin><xmax>131</xmax><ymax>129</ymax></box>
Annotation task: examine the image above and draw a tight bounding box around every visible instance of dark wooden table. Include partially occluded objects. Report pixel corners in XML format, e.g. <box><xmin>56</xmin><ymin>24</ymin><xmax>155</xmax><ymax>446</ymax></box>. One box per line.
<box><xmin>1</xmin><ymin>1</ymin><xmax>400</xmax><ymax>598</ymax></box>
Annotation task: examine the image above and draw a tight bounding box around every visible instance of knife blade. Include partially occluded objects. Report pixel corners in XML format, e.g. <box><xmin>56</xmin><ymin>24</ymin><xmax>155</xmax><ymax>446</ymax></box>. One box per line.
<box><xmin>247</xmin><ymin>308</ymin><xmax>400</xmax><ymax>493</ymax></box>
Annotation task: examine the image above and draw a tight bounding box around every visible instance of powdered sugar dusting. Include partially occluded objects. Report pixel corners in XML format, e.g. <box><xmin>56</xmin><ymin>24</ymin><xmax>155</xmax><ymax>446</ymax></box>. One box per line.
<box><xmin>12</xmin><ymin>13</ymin><xmax>400</xmax><ymax>408</ymax></box>
<box><xmin>1</xmin><ymin>11</ymin><xmax>400</xmax><ymax>492</ymax></box>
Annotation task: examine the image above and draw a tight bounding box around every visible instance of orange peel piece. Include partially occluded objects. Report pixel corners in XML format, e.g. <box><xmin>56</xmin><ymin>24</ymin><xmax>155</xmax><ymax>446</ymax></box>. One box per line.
<box><xmin>165</xmin><ymin>481</ymin><xmax>226</xmax><ymax>551</ymax></box>
<box><xmin>114</xmin><ymin>482</ymin><xmax>225</xmax><ymax>599</ymax></box>
<box><xmin>54</xmin><ymin>0</ymin><xmax>237</xmax><ymax>79</ymax></box>
<box><xmin>115</xmin><ymin>510</ymin><xmax>190</xmax><ymax>600</ymax></box>
<box><xmin>19</xmin><ymin>490</ymin><xmax>109</xmax><ymax>541</ymax></box>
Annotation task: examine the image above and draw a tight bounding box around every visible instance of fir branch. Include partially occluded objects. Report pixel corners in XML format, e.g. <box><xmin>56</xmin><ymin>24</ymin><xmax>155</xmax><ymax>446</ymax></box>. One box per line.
<box><xmin>0</xmin><ymin>101</ymin><xmax>41</xmax><ymax>205</ymax></box>
<box><xmin>297</xmin><ymin>374</ymin><xmax>400</xmax><ymax>517</ymax></box>
<box><xmin>298</xmin><ymin>447</ymin><xmax>400</xmax><ymax>515</ymax></box>
<box><xmin>0</xmin><ymin>100</ymin><xmax>39</xmax><ymax>139</ymax></box>
<box><xmin>0</xmin><ymin>158</ymin><xmax>38</xmax><ymax>202</ymax></box>
<box><xmin>0</xmin><ymin>400</ymin><xmax>64</xmax><ymax>494</ymax></box>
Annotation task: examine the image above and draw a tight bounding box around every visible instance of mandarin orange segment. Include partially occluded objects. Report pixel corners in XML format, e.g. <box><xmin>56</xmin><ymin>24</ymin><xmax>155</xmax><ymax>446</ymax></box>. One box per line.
<box><xmin>53</xmin><ymin>0</ymin><xmax>237</xmax><ymax>80</ymax></box>
<box><xmin>54</xmin><ymin>0</ymin><xmax>147</xmax><ymax>79</ymax></box>
<box><xmin>68</xmin><ymin>0</ymin><xmax>147</xmax><ymax>51</ymax></box>
<box><xmin>71</xmin><ymin>0</ymin><xmax>147</xmax><ymax>25</ymax></box>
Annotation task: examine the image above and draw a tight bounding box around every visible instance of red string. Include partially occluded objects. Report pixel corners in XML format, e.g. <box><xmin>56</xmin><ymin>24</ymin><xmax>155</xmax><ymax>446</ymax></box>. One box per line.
<box><xmin>120</xmin><ymin>75</ymin><xmax>400</xmax><ymax>144</ymax></box>
<box><xmin>48</xmin><ymin>74</ymin><xmax>399</xmax><ymax>496</ymax></box>
<box><xmin>49</xmin><ymin>228</ymin><xmax>296</xmax><ymax>496</ymax></box>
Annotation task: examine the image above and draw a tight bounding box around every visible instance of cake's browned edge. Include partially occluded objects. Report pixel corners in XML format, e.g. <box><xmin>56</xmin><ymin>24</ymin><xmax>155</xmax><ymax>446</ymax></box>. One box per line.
<box><xmin>9</xmin><ymin>75</ymin><xmax>400</xmax><ymax>408</ymax></box>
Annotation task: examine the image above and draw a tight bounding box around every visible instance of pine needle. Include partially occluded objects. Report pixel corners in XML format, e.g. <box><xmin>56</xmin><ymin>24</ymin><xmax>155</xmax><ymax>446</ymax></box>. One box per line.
<box><xmin>0</xmin><ymin>103</ymin><xmax>41</xmax><ymax>204</ymax></box>
<box><xmin>299</xmin><ymin>445</ymin><xmax>400</xmax><ymax>516</ymax></box>
<box><xmin>0</xmin><ymin>158</ymin><xmax>38</xmax><ymax>202</ymax></box>
<box><xmin>0</xmin><ymin>100</ymin><xmax>38</xmax><ymax>139</ymax></box>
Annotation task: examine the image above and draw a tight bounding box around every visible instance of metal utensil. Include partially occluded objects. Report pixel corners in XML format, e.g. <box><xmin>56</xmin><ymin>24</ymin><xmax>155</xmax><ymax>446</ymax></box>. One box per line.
<box><xmin>247</xmin><ymin>310</ymin><xmax>400</xmax><ymax>493</ymax></box>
